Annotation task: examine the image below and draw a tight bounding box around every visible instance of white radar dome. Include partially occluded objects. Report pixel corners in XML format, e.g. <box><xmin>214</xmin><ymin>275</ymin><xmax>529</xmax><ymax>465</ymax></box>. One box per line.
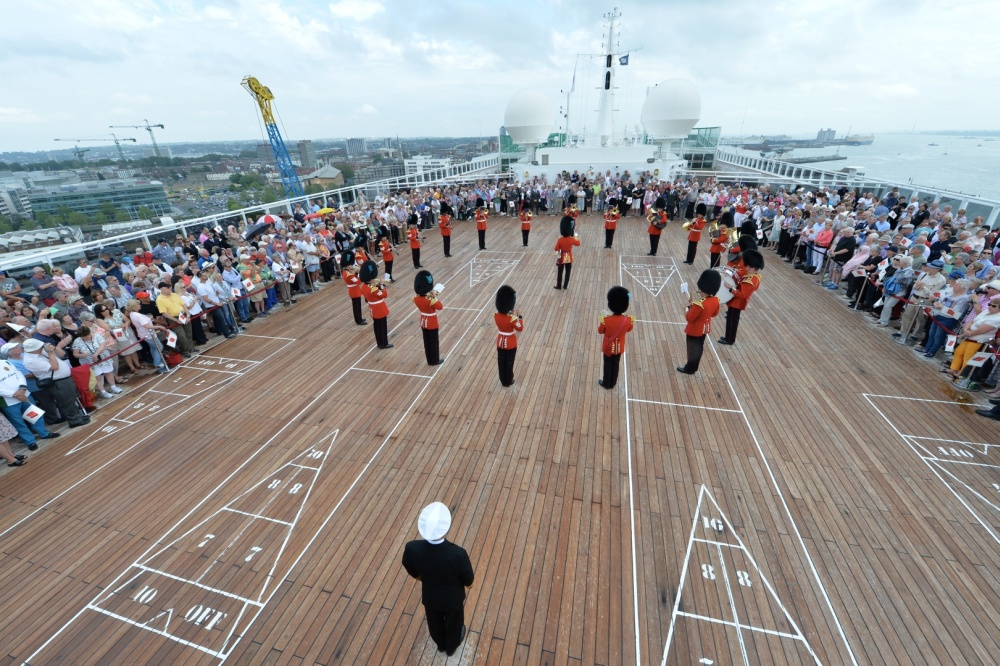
<box><xmin>640</xmin><ymin>79</ymin><xmax>701</xmax><ymax>139</ymax></box>
<box><xmin>504</xmin><ymin>89</ymin><xmax>555</xmax><ymax>144</ymax></box>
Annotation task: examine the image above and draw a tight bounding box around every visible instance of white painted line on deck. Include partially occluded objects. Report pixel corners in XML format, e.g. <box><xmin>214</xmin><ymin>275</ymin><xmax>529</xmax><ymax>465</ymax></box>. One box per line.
<box><xmin>628</xmin><ymin>397</ymin><xmax>741</xmax><ymax>413</ymax></box>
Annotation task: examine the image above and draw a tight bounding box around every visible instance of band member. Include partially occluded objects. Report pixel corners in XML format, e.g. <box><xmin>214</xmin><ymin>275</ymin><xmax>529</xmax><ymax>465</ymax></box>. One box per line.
<box><xmin>677</xmin><ymin>270</ymin><xmax>721</xmax><ymax>374</ymax></box>
<box><xmin>709</xmin><ymin>222</ymin><xmax>729</xmax><ymax>268</ymax></box>
<box><xmin>341</xmin><ymin>251</ymin><xmax>366</xmax><ymax>325</ymax></box>
<box><xmin>378</xmin><ymin>235</ymin><xmax>394</xmax><ymax>282</ymax></box>
<box><xmin>359</xmin><ymin>260</ymin><xmax>392</xmax><ymax>349</ymax></box>
<box><xmin>727</xmin><ymin>235</ymin><xmax>757</xmax><ymax>278</ymax></box>
<box><xmin>495</xmin><ymin>285</ymin><xmax>523</xmax><ymax>387</ymax></box>
<box><xmin>603</xmin><ymin>206</ymin><xmax>620</xmax><ymax>248</ymax></box>
<box><xmin>719</xmin><ymin>249</ymin><xmax>763</xmax><ymax>346</ymax></box>
<box><xmin>408</xmin><ymin>220</ymin><xmax>423</xmax><ymax>268</ymax></box>
<box><xmin>475</xmin><ymin>206</ymin><xmax>489</xmax><ymax>250</ymax></box>
<box><xmin>683</xmin><ymin>203</ymin><xmax>708</xmax><ymax>265</ymax></box>
<box><xmin>402</xmin><ymin>502</ymin><xmax>474</xmax><ymax>657</ymax></box>
<box><xmin>354</xmin><ymin>243</ymin><xmax>369</xmax><ymax>267</ymax></box>
<box><xmin>519</xmin><ymin>208</ymin><xmax>532</xmax><ymax>246</ymax></box>
<box><xmin>565</xmin><ymin>204</ymin><xmax>579</xmax><ymax>223</ymax></box>
<box><xmin>412</xmin><ymin>270</ymin><xmax>444</xmax><ymax>365</ymax></box>
<box><xmin>647</xmin><ymin>207</ymin><xmax>667</xmax><ymax>256</ymax></box>
<box><xmin>598</xmin><ymin>286</ymin><xmax>635</xmax><ymax>389</ymax></box>
<box><xmin>554</xmin><ymin>215</ymin><xmax>581</xmax><ymax>290</ymax></box>
<box><xmin>439</xmin><ymin>209</ymin><xmax>453</xmax><ymax>257</ymax></box>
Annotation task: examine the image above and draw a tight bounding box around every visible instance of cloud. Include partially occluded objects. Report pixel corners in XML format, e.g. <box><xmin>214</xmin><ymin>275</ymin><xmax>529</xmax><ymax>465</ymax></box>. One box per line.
<box><xmin>329</xmin><ymin>0</ymin><xmax>384</xmax><ymax>21</ymax></box>
<box><xmin>0</xmin><ymin>107</ymin><xmax>42</xmax><ymax>124</ymax></box>
<box><xmin>357</xmin><ymin>104</ymin><xmax>378</xmax><ymax>115</ymax></box>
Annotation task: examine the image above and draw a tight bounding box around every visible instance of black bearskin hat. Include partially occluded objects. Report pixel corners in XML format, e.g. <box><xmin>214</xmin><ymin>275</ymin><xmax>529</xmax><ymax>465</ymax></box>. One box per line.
<box><xmin>742</xmin><ymin>249</ymin><xmax>765</xmax><ymax>271</ymax></box>
<box><xmin>354</xmin><ymin>231</ymin><xmax>368</xmax><ymax>247</ymax></box>
<box><xmin>495</xmin><ymin>285</ymin><xmax>516</xmax><ymax>313</ymax></box>
<box><xmin>607</xmin><ymin>286</ymin><xmax>631</xmax><ymax>315</ymax></box>
<box><xmin>340</xmin><ymin>250</ymin><xmax>355</xmax><ymax>269</ymax></box>
<box><xmin>414</xmin><ymin>270</ymin><xmax>434</xmax><ymax>296</ymax></box>
<box><xmin>697</xmin><ymin>270</ymin><xmax>722</xmax><ymax>296</ymax></box>
<box><xmin>359</xmin><ymin>260</ymin><xmax>379</xmax><ymax>283</ymax></box>
<box><xmin>740</xmin><ymin>219</ymin><xmax>757</xmax><ymax>238</ymax></box>
<box><xmin>737</xmin><ymin>235</ymin><xmax>757</xmax><ymax>253</ymax></box>
<box><xmin>560</xmin><ymin>215</ymin><xmax>575</xmax><ymax>237</ymax></box>
<box><xmin>475</xmin><ymin>197</ymin><xmax>485</xmax><ymax>209</ymax></box>
<box><xmin>718</xmin><ymin>210</ymin><xmax>734</xmax><ymax>228</ymax></box>
<box><xmin>695</xmin><ymin>202</ymin><xmax>707</xmax><ymax>216</ymax></box>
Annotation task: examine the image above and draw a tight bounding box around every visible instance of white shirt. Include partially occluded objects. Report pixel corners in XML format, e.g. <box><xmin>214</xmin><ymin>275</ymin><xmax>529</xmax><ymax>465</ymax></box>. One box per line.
<box><xmin>0</xmin><ymin>360</ymin><xmax>28</xmax><ymax>406</ymax></box>
<box><xmin>74</xmin><ymin>265</ymin><xmax>94</xmax><ymax>283</ymax></box>
<box><xmin>23</xmin><ymin>350</ymin><xmax>72</xmax><ymax>381</ymax></box>
<box><xmin>196</xmin><ymin>280</ymin><xmax>221</xmax><ymax>307</ymax></box>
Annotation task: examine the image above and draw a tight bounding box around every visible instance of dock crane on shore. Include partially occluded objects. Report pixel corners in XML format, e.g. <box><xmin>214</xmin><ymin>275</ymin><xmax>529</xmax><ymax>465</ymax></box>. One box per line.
<box><xmin>241</xmin><ymin>75</ymin><xmax>304</xmax><ymax>199</ymax></box>
<box><xmin>54</xmin><ymin>134</ymin><xmax>137</xmax><ymax>162</ymax></box>
<box><xmin>110</xmin><ymin>119</ymin><xmax>165</xmax><ymax>157</ymax></box>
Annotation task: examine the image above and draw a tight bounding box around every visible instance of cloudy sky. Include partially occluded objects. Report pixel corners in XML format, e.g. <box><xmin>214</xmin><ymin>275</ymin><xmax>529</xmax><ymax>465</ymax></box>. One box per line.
<box><xmin>3</xmin><ymin>0</ymin><xmax>998</xmax><ymax>153</ymax></box>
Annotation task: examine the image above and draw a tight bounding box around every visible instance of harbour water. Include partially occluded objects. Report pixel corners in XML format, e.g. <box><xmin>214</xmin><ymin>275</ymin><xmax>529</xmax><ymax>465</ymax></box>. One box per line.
<box><xmin>744</xmin><ymin>132</ymin><xmax>1000</xmax><ymax>201</ymax></box>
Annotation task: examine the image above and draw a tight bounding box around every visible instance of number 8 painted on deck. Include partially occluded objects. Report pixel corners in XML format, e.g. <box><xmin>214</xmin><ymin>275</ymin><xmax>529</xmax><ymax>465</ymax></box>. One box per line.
<box><xmin>701</xmin><ymin>564</ymin><xmax>715</xmax><ymax>580</ymax></box>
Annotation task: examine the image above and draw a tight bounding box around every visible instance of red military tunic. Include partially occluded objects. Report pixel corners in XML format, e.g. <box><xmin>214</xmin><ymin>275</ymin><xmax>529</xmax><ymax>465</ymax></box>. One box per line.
<box><xmin>710</xmin><ymin>232</ymin><xmax>729</xmax><ymax>257</ymax></box>
<box><xmin>495</xmin><ymin>312</ymin><xmax>523</xmax><ymax>349</ymax></box>
<box><xmin>361</xmin><ymin>281</ymin><xmax>389</xmax><ymax>319</ymax></box>
<box><xmin>355</xmin><ymin>248</ymin><xmax>368</xmax><ymax>266</ymax></box>
<box><xmin>378</xmin><ymin>238</ymin><xmax>393</xmax><ymax>262</ymax></box>
<box><xmin>407</xmin><ymin>227</ymin><xmax>421</xmax><ymax>249</ymax></box>
<box><xmin>687</xmin><ymin>217</ymin><xmax>706</xmax><ymax>242</ymax></box>
<box><xmin>520</xmin><ymin>211</ymin><xmax>532</xmax><ymax>231</ymax></box>
<box><xmin>685</xmin><ymin>296</ymin><xmax>720</xmax><ymax>337</ymax></box>
<box><xmin>727</xmin><ymin>255</ymin><xmax>748</xmax><ymax>278</ymax></box>
<box><xmin>554</xmin><ymin>236</ymin><xmax>581</xmax><ymax>264</ymax></box>
<box><xmin>566</xmin><ymin>207</ymin><xmax>579</xmax><ymax>221</ymax></box>
<box><xmin>475</xmin><ymin>210</ymin><xmax>488</xmax><ymax>231</ymax></box>
<box><xmin>648</xmin><ymin>211</ymin><xmax>667</xmax><ymax>236</ymax></box>
<box><xmin>342</xmin><ymin>270</ymin><xmax>362</xmax><ymax>299</ymax></box>
<box><xmin>413</xmin><ymin>295</ymin><xmax>443</xmax><ymax>330</ymax></box>
<box><xmin>598</xmin><ymin>314</ymin><xmax>634</xmax><ymax>355</ymax></box>
<box><xmin>604</xmin><ymin>211</ymin><xmax>619</xmax><ymax>230</ymax></box>
<box><xmin>439</xmin><ymin>213</ymin><xmax>452</xmax><ymax>237</ymax></box>
<box><xmin>728</xmin><ymin>273</ymin><xmax>761</xmax><ymax>311</ymax></box>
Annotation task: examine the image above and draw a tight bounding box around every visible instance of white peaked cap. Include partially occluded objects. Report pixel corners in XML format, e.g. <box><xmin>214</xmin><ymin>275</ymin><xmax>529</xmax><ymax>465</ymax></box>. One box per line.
<box><xmin>418</xmin><ymin>502</ymin><xmax>452</xmax><ymax>543</ymax></box>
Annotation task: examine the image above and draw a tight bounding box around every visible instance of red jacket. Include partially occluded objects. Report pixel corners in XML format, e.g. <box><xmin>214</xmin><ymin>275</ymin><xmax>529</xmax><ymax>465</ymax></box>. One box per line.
<box><xmin>378</xmin><ymin>238</ymin><xmax>393</xmax><ymax>262</ymax></box>
<box><xmin>554</xmin><ymin>236</ymin><xmax>581</xmax><ymax>264</ymax></box>
<box><xmin>687</xmin><ymin>217</ymin><xmax>706</xmax><ymax>242</ymax></box>
<box><xmin>604</xmin><ymin>211</ymin><xmax>619</xmax><ymax>230</ymax></box>
<box><xmin>407</xmin><ymin>227</ymin><xmax>421</xmax><ymax>249</ymax></box>
<box><xmin>361</xmin><ymin>282</ymin><xmax>389</xmax><ymax>319</ymax></box>
<box><xmin>342</xmin><ymin>271</ymin><xmax>362</xmax><ymax>299</ymax></box>
<box><xmin>495</xmin><ymin>312</ymin><xmax>523</xmax><ymax>349</ymax></box>
<box><xmin>439</xmin><ymin>214</ymin><xmax>452</xmax><ymax>237</ymax></box>
<box><xmin>685</xmin><ymin>296</ymin><xmax>720</xmax><ymax>337</ymax></box>
<box><xmin>475</xmin><ymin>210</ymin><xmax>488</xmax><ymax>231</ymax></box>
<box><xmin>520</xmin><ymin>211</ymin><xmax>532</xmax><ymax>231</ymax></box>
<box><xmin>648</xmin><ymin>211</ymin><xmax>667</xmax><ymax>235</ymax></box>
<box><xmin>710</xmin><ymin>232</ymin><xmax>729</xmax><ymax>254</ymax></box>
<box><xmin>598</xmin><ymin>314</ymin><xmax>634</xmax><ymax>355</ymax></box>
<box><xmin>728</xmin><ymin>273</ymin><xmax>761</xmax><ymax>311</ymax></box>
<box><xmin>413</xmin><ymin>295</ymin><xmax>442</xmax><ymax>330</ymax></box>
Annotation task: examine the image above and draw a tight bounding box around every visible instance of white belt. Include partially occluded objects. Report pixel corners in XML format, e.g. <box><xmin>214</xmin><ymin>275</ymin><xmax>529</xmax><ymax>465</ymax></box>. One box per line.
<box><xmin>421</xmin><ymin>312</ymin><xmax>438</xmax><ymax>318</ymax></box>
<box><xmin>368</xmin><ymin>299</ymin><xmax>384</xmax><ymax>305</ymax></box>
<box><xmin>498</xmin><ymin>331</ymin><xmax>515</xmax><ymax>336</ymax></box>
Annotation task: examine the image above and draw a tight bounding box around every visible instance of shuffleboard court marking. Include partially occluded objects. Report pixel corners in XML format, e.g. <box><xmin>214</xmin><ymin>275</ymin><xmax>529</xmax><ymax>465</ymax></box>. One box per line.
<box><xmin>901</xmin><ymin>435</ymin><xmax>997</xmax><ymax>456</ymax></box>
<box><xmin>621</xmin><ymin>254</ymin><xmax>678</xmax><ymax>297</ymax></box>
<box><xmin>20</xmin><ymin>251</ymin><xmax>523</xmax><ymax>665</ymax></box>
<box><xmin>469</xmin><ymin>251</ymin><xmax>524</xmax><ymax>287</ymax></box>
<box><xmin>661</xmin><ymin>485</ymin><xmax>821</xmax><ymax>666</ymax></box>
<box><xmin>864</xmin><ymin>394</ymin><xmax>1000</xmax><ymax>545</ymax></box>
<box><xmin>627</xmin><ymin>398</ymin><xmax>741</xmax><ymax>413</ymax></box>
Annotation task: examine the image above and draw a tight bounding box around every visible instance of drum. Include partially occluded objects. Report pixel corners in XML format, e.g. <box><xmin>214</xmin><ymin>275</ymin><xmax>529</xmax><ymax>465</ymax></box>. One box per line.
<box><xmin>715</xmin><ymin>267</ymin><xmax>738</xmax><ymax>304</ymax></box>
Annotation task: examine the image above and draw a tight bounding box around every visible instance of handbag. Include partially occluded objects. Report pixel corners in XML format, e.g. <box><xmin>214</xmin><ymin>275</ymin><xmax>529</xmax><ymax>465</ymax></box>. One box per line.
<box><xmin>36</xmin><ymin>370</ymin><xmax>55</xmax><ymax>389</ymax></box>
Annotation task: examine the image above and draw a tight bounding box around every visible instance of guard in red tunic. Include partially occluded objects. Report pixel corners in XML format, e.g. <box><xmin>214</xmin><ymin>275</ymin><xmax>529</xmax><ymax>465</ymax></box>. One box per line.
<box><xmin>412</xmin><ymin>270</ymin><xmax>444</xmax><ymax>365</ymax></box>
<box><xmin>341</xmin><ymin>251</ymin><xmax>366</xmax><ymax>325</ymax></box>
<box><xmin>683</xmin><ymin>203</ymin><xmax>708</xmax><ymax>265</ymax></box>
<box><xmin>475</xmin><ymin>207</ymin><xmax>489</xmax><ymax>250</ymax></box>
<box><xmin>603</xmin><ymin>206</ymin><xmax>620</xmax><ymax>249</ymax></box>
<box><xmin>439</xmin><ymin>208</ymin><xmax>453</xmax><ymax>257</ymax></box>
<box><xmin>709</xmin><ymin>222</ymin><xmax>729</xmax><ymax>268</ymax></box>
<box><xmin>378</xmin><ymin>236</ymin><xmax>395</xmax><ymax>282</ymax></box>
<box><xmin>359</xmin><ymin>260</ymin><xmax>392</xmax><ymax>349</ymax></box>
<box><xmin>407</xmin><ymin>220</ymin><xmax>423</xmax><ymax>268</ymax></box>
<box><xmin>519</xmin><ymin>209</ymin><xmax>532</xmax><ymax>247</ymax></box>
<box><xmin>354</xmin><ymin>245</ymin><xmax>368</xmax><ymax>267</ymax></box>
<box><xmin>727</xmin><ymin>235</ymin><xmax>756</xmax><ymax>279</ymax></box>
<box><xmin>598</xmin><ymin>286</ymin><xmax>635</xmax><ymax>389</ymax></box>
<box><xmin>494</xmin><ymin>285</ymin><xmax>523</xmax><ymax>387</ymax></box>
<box><xmin>719</xmin><ymin>249</ymin><xmax>763</xmax><ymax>346</ymax></box>
<box><xmin>648</xmin><ymin>208</ymin><xmax>667</xmax><ymax>256</ymax></box>
<box><xmin>677</xmin><ymin>270</ymin><xmax>721</xmax><ymax>375</ymax></box>
<box><xmin>554</xmin><ymin>215</ymin><xmax>581</xmax><ymax>290</ymax></box>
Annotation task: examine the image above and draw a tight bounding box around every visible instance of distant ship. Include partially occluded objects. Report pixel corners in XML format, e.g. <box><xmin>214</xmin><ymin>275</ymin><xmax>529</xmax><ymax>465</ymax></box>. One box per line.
<box><xmin>840</xmin><ymin>134</ymin><xmax>874</xmax><ymax>145</ymax></box>
<box><xmin>928</xmin><ymin>143</ymin><xmax>940</xmax><ymax>146</ymax></box>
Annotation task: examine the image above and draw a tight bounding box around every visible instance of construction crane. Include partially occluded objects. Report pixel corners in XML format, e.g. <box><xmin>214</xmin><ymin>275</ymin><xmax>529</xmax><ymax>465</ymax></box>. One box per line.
<box><xmin>54</xmin><ymin>135</ymin><xmax>137</xmax><ymax>162</ymax></box>
<box><xmin>110</xmin><ymin>119</ymin><xmax>165</xmax><ymax>157</ymax></box>
<box><xmin>241</xmin><ymin>76</ymin><xmax>304</xmax><ymax>199</ymax></box>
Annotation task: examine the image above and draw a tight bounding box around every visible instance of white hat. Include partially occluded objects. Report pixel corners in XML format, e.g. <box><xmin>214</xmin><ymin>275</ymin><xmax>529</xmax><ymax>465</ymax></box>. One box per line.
<box><xmin>22</xmin><ymin>339</ymin><xmax>44</xmax><ymax>352</ymax></box>
<box><xmin>0</xmin><ymin>342</ymin><xmax>19</xmax><ymax>354</ymax></box>
<box><xmin>417</xmin><ymin>502</ymin><xmax>452</xmax><ymax>543</ymax></box>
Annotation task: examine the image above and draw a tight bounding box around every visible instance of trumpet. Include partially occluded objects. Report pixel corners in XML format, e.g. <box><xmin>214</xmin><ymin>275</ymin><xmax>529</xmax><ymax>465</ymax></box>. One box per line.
<box><xmin>646</xmin><ymin>211</ymin><xmax>657</xmax><ymax>223</ymax></box>
<box><xmin>526</xmin><ymin>211</ymin><xmax>533</xmax><ymax>220</ymax></box>
<box><xmin>709</xmin><ymin>220</ymin><xmax>721</xmax><ymax>239</ymax></box>
<box><xmin>682</xmin><ymin>220</ymin><xmax>693</xmax><ymax>231</ymax></box>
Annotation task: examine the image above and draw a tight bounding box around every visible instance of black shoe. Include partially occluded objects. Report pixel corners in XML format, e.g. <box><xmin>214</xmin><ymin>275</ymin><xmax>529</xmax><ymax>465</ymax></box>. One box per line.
<box><xmin>598</xmin><ymin>379</ymin><xmax>604</xmax><ymax>387</ymax></box>
<box><xmin>975</xmin><ymin>408</ymin><xmax>1000</xmax><ymax>421</ymax></box>
<box><xmin>27</xmin><ymin>443</ymin><xmax>38</xmax><ymax>451</ymax></box>
<box><xmin>676</xmin><ymin>367</ymin><xmax>694</xmax><ymax>374</ymax></box>
<box><xmin>379</xmin><ymin>344</ymin><xmax>394</xmax><ymax>349</ymax></box>
<box><xmin>445</xmin><ymin>254</ymin><xmax>452</xmax><ymax>257</ymax></box>
<box><xmin>682</xmin><ymin>261</ymin><xmax>693</xmax><ymax>265</ymax></box>
<box><xmin>647</xmin><ymin>252</ymin><xmax>656</xmax><ymax>256</ymax></box>
<box><xmin>69</xmin><ymin>421</ymin><xmax>89</xmax><ymax>428</ymax></box>
<box><xmin>432</xmin><ymin>359</ymin><xmax>444</xmax><ymax>365</ymax></box>
<box><xmin>42</xmin><ymin>433</ymin><xmax>60</xmax><ymax>439</ymax></box>
<box><xmin>718</xmin><ymin>337</ymin><xmax>732</xmax><ymax>345</ymax></box>
<box><xmin>989</xmin><ymin>398</ymin><xmax>1000</xmax><ymax>405</ymax></box>
<box><xmin>554</xmin><ymin>285</ymin><xmax>561</xmax><ymax>290</ymax></box>
<box><xmin>437</xmin><ymin>645</ymin><xmax>446</xmax><ymax>653</ymax></box>
<box><xmin>8</xmin><ymin>460</ymin><xmax>25</xmax><ymax>467</ymax></box>
<box><xmin>15</xmin><ymin>454</ymin><xmax>26</xmax><ymax>460</ymax></box>
<box><xmin>356</xmin><ymin>320</ymin><xmax>367</xmax><ymax>325</ymax></box>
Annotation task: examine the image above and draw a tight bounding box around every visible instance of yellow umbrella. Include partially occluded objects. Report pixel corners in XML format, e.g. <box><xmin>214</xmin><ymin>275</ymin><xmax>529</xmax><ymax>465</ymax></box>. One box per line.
<box><xmin>317</xmin><ymin>207</ymin><xmax>335</xmax><ymax>214</ymax></box>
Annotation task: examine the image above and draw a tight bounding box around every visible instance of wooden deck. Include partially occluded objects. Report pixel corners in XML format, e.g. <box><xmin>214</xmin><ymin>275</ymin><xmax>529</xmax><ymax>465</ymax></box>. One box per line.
<box><xmin>2</xmin><ymin>214</ymin><xmax>998</xmax><ymax>665</ymax></box>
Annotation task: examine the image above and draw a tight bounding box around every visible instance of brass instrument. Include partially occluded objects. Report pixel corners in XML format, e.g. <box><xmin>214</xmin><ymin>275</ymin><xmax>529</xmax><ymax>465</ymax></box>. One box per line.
<box><xmin>709</xmin><ymin>220</ymin><xmax>721</xmax><ymax>239</ymax></box>
<box><xmin>682</xmin><ymin>220</ymin><xmax>693</xmax><ymax>231</ymax></box>
<box><xmin>646</xmin><ymin>211</ymin><xmax>657</xmax><ymax>223</ymax></box>
<box><xmin>526</xmin><ymin>211</ymin><xmax>533</xmax><ymax>220</ymax></box>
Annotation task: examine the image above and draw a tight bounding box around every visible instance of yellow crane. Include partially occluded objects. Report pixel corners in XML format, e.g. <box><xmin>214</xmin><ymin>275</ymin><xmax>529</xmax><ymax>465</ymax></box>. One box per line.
<box><xmin>241</xmin><ymin>76</ymin><xmax>304</xmax><ymax>198</ymax></box>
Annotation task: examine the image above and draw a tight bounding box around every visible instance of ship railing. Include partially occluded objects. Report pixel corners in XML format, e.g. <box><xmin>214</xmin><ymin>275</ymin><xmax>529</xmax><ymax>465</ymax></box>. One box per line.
<box><xmin>3</xmin><ymin>155</ymin><xmax>503</xmax><ymax>272</ymax></box>
<box><xmin>712</xmin><ymin>148</ymin><xmax>1000</xmax><ymax>228</ymax></box>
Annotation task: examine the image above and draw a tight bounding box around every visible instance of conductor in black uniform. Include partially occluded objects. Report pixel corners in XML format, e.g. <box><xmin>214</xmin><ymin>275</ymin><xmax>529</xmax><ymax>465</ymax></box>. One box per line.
<box><xmin>402</xmin><ymin>502</ymin><xmax>475</xmax><ymax>656</ymax></box>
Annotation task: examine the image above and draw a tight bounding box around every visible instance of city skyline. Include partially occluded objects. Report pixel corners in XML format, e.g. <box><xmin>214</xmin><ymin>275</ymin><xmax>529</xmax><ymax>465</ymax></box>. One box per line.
<box><xmin>3</xmin><ymin>0</ymin><xmax>999</xmax><ymax>154</ymax></box>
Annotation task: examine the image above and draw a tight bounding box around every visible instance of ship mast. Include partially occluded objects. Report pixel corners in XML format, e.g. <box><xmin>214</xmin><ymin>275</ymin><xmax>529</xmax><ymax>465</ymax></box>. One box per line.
<box><xmin>595</xmin><ymin>7</ymin><xmax>620</xmax><ymax>147</ymax></box>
